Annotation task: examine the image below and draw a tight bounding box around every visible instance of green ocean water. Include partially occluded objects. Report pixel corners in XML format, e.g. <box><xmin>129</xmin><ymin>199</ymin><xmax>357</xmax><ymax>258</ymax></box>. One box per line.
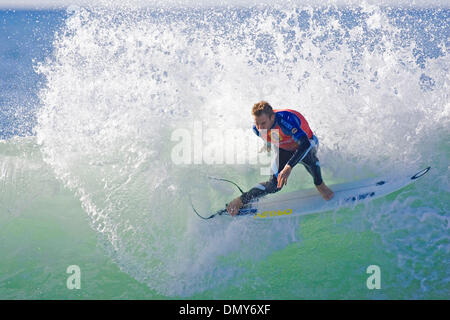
<box><xmin>0</xmin><ymin>137</ymin><xmax>448</xmax><ymax>299</ymax></box>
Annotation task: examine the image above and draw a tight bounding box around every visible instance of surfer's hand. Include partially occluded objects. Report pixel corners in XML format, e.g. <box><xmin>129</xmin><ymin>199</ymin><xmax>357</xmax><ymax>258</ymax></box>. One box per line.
<box><xmin>226</xmin><ymin>197</ymin><xmax>243</xmax><ymax>216</ymax></box>
<box><xmin>277</xmin><ymin>165</ymin><xmax>292</xmax><ymax>188</ymax></box>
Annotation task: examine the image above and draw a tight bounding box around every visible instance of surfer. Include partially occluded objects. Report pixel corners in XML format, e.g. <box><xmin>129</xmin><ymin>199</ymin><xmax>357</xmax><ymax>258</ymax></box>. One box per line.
<box><xmin>226</xmin><ymin>101</ymin><xmax>334</xmax><ymax>216</ymax></box>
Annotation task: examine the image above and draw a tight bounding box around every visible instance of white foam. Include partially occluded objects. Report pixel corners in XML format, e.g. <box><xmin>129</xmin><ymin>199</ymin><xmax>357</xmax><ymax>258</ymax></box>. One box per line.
<box><xmin>1</xmin><ymin>0</ymin><xmax>449</xmax><ymax>9</ymax></box>
<box><xmin>34</xmin><ymin>5</ymin><xmax>449</xmax><ymax>296</ymax></box>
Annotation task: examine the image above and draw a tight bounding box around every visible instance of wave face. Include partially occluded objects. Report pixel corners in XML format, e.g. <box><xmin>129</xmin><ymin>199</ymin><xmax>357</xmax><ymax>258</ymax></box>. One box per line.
<box><xmin>1</xmin><ymin>3</ymin><xmax>448</xmax><ymax>298</ymax></box>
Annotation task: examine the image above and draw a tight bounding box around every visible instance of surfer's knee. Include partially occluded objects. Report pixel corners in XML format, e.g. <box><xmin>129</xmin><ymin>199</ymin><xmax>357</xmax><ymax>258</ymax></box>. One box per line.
<box><xmin>266</xmin><ymin>176</ymin><xmax>280</xmax><ymax>193</ymax></box>
<box><xmin>240</xmin><ymin>176</ymin><xmax>280</xmax><ymax>204</ymax></box>
<box><xmin>254</xmin><ymin>179</ymin><xmax>279</xmax><ymax>194</ymax></box>
<box><xmin>267</xmin><ymin>184</ymin><xmax>280</xmax><ymax>194</ymax></box>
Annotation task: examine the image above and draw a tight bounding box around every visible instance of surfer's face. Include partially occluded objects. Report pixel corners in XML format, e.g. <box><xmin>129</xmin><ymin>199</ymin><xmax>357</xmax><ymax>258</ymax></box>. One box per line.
<box><xmin>254</xmin><ymin>113</ymin><xmax>275</xmax><ymax>131</ymax></box>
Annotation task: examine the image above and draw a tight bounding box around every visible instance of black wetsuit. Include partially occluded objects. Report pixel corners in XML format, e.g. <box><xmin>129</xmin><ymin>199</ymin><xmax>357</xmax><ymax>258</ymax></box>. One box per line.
<box><xmin>240</xmin><ymin>142</ymin><xmax>323</xmax><ymax>204</ymax></box>
<box><xmin>240</xmin><ymin>110</ymin><xmax>324</xmax><ymax>205</ymax></box>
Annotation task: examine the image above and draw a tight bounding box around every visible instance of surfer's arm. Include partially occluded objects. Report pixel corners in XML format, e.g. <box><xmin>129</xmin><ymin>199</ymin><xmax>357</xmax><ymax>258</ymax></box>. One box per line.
<box><xmin>277</xmin><ymin>112</ymin><xmax>312</xmax><ymax>168</ymax></box>
<box><xmin>276</xmin><ymin>135</ymin><xmax>311</xmax><ymax>188</ymax></box>
<box><xmin>286</xmin><ymin>134</ymin><xmax>312</xmax><ymax>168</ymax></box>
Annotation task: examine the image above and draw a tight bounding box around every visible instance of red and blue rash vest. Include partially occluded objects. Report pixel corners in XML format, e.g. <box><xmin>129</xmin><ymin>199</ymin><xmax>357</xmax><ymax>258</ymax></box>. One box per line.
<box><xmin>253</xmin><ymin>109</ymin><xmax>315</xmax><ymax>168</ymax></box>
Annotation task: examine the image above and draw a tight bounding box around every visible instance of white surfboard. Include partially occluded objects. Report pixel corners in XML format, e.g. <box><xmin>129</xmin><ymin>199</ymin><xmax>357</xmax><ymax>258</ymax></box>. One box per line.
<box><xmin>191</xmin><ymin>167</ymin><xmax>431</xmax><ymax>220</ymax></box>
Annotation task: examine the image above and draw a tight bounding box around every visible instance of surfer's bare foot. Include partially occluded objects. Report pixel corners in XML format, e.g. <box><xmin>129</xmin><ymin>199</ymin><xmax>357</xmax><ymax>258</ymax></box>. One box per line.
<box><xmin>316</xmin><ymin>182</ymin><xmax>334</xmax><ymax>201</ymax></box>
<box><xmin>226</xmin><ymin>197</ymin><xmax>243</xmax><ymax>216</ymax></box>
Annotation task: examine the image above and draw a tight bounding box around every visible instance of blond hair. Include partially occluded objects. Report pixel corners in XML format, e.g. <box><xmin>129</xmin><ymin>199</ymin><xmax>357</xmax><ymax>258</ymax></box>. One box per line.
<box><xmin>252</xmin><ymin>101</ymin><xmax>274</xmax><ymax>117</ymax></box>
